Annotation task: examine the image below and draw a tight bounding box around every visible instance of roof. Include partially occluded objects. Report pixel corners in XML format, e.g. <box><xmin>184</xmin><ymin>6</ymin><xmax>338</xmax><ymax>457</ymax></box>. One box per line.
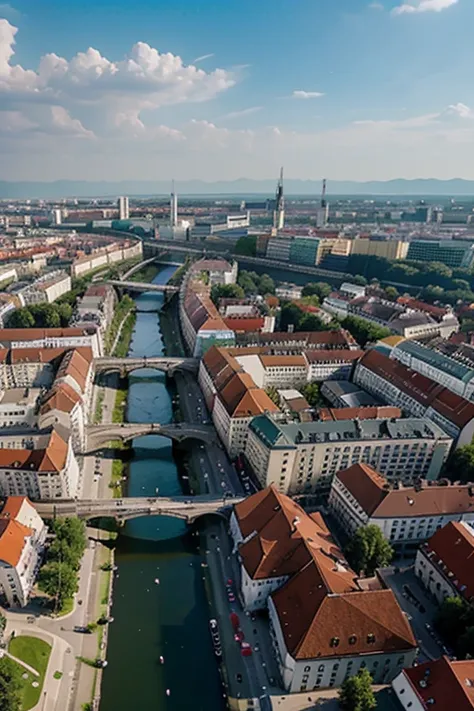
<box><xmin>0</xmin><ymin>519</ymin><xmax>33</xmax><ymax>567</ymax></box>
<box><xmin>218</xmin><ymin>373</ymin><xmax>279</xmax><ymax>418</ymax></box>
<box><xmin>56</xmin><ymin>348</ymin><xmax>92</xmax><ymax>392</ymax></box>
<box><xmin>0</xmin><ymin>429</ymin><xmax>68</xmax><ymax>473</ymax></box>
<box><xmin>0</xmin><ymin>497</ymin><xmax>26</xmax><ymax>521</ymax></box>
<box><xmin>423</xmin><ymin>521</ymin><xmax>474</xmax><ymax>601</ymax></box>
<box><xmin>319</xmin><ymin>406</ymin><xmax>402</xmax><ymax>421</ymax></box>
<box><xmin>260</xmin><ymin>355</ymin><xmax>306</xmax><ymax>368</ymax></box>
<box><xmin>0</xmin><ymin>328</ymin><xmax>90</xmax><ymax>342</ymax></box>
<box><xmin>273</xmin><ymin>579</ymin><xmax>416</xmax><ymax>660</ymax></box>
<box><xmin>397</xmin><ymin>296</ymin><xmax>449</xmax><ymax>319</ymax></box>
<box><xmin>222</xmin><ymin>318</ymin><xmax>265</xmax><ymax>333</ymax></box>
<box><xmin>40</xmin><ymin>381</ymin><xmax>82</xmax><ymax>415</ymax></box>
<box><xmin>404</xmin><ymin>657</ymin><xmax>474</xmax><ymax>711</ymax></box>
<box><xmin>394</xmin><ymin>339</ymin><xmax>474</xmax><ymax>384</ymax></box>
<box><xmin>336</xmin><ymin>464</ymin><xmax>390</xmax><ymax>516</ymax></box>
<box><xmin>358</xmin><ymin>349</ymin><xmax>474</xmax><ymax>429</ymax></box>
<box><xmin>304</xmin><ymin>350</ymin><xmax>363</xmax><ymax>363</ymax></box>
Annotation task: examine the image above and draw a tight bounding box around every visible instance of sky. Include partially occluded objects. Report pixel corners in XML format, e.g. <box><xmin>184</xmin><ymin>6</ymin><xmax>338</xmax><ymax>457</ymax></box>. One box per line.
<box><xmin>1</xmin><ymin>0</ymin><xmax>473</xmax><ymax>183</ymax></box>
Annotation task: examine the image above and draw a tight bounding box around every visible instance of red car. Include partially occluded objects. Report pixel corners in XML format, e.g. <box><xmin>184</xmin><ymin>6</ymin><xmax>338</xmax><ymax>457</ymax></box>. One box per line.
<box><xmin>234</xmin><ymin>630</ymin><xmax>244</xmax><ymax>643</ymax></box>
<box><xmin>230</xmin><ymin>612</ymin><xmax>240</xmax><ymax>631</ymax></box>
<box><xmin>241</xmin><ymin>642</ymin><xmax>252</xmax><ymax>657</ymax></box>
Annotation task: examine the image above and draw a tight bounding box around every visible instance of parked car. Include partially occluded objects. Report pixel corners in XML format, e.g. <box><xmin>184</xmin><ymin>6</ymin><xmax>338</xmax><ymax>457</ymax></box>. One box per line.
<box><xmin>241</xmin><ymin>642</ymin><xmax>252</xmax><ymax>657</ymax></box>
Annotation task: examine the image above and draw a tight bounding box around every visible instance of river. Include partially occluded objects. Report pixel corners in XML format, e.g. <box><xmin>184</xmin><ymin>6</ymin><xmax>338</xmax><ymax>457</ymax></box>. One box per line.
<box><xmin>100</xmin><ymin>266</ymin><xmax>226</xmax><ymax>711</ymax></box>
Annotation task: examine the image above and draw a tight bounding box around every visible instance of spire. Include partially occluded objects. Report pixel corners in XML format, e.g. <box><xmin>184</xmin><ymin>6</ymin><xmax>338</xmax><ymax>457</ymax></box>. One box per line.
<box><xmin>273</xmin><ymin>167</ymin><xmax>285</xmax><ymax>230</ymax></box>
<box><xmin>170</xmin><ymin>180</ymin><xmax>178</xmax><ymax>228</ymax></box>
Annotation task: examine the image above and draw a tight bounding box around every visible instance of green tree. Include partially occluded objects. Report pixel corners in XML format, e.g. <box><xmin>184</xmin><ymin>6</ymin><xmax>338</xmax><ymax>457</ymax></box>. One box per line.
<box><xmin>210</xmin><ymin>283</ymin><xmax>245</xmax><ymax>306</ymax></box>
<box><xmin>234</xmin><ymin>235</ymin><xmax>257</xmax><ymax>257</ymax></box>
<box><xmin>458</xmin><ymin>626</ymin><xmax>474</xmax><ymax>659</ymax></box>
<box><xmin>258</xmin><ymin>274</ymin><xmax>275</xmax><ymax>295</ymax></box>
<box><xmin>345</xmin><ymin>525</ymin><xmax>393</xmax><ymax>576</ymax></box>
<box><xmin>461</xmin><ymin>319</ymin><xmax>474</xmax><ymax>334</ymax></box>
<box><xmin>352</xmin><ymin>275</ymin><xmax>367</xmax><ymax>286</ymax></box>
<box><xmin>6</xmin><ymin>308</ymin><xmax>35</xmax><ymax>329</ymax></box>
<box><xmin>57</xmin><ymin>302</ymin><xmax>73</xmax><ymax>326</ymax></box>
<box><xmin>48</xmin><ymin>538</ymin><xmax>82</xmax><ymax>570</ymax></box>
<box><xmin>238</xmin><ymin>271</ymin><xmax>258</xmax><ymax>295</ymax></box>
<box><xmin>341</xmin><ymin>316</ymin><xmax>391</xmax><ymax>347</ymax></box>
<box><xmin>38</xmin><ymin>561</ymin><xmax>78</xmax><ymax>609</ymax></box>
<box><xmin>298</xmin><ymin>314</ymin><xmax>327</xmax><ymax>332</ymax></box>
<box><xmin>301</xmin><ymin>383</ymin><xmax>323</xmax><ymax>408</ymax></box>
<box><xmin>302</xmin><ymin>282</ymin><xmax>332</xmax><ymax>300</ymax></box>
<box><xmin>265</xmin><ymin>387</ymin><xmax>280</xmax><ymax>406</ymax></box>
<box><xmin>280</xmin><ymin>303</ymin><xmax>303</xmax><ymax>331</ymax></box>
<box><xmin>0</xmin><ymin>657</ymin><xmax>23</xmax><ymax>711</ymax></box>
<box><xmin>31</xmin><ymin>303</ymin><xmax>61</xmax><ymax>328</ymax></box>
<box><xmin>51</xmin><ymin>518</ymin><xmax>86</xmax><ymax>563</ymax></box>
<box><xmin>384</xmin><ymin>286</ymin><xmax>399</xmax><ymax>301</ymax></box>
<box><xmin>435</xmin><ymin>596</ymin><xmax>469</xmax><ymax>644</ymax></box>
<box><xmin>444</xmin><ymin>444</ymin><xmax>474</xmax><ymax>484</ymax></box>
<box><xmin>339</xmin><ymin>669</ymin><xmax>376</xmax><ymax>711</ymax></box>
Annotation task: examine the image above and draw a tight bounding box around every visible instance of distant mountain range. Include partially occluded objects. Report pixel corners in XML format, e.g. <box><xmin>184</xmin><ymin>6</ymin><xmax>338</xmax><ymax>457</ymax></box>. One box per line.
<box><xmin>1</xmin><ymin>178</ymin><xmax>474</xmax><ymax>199</ymax></box>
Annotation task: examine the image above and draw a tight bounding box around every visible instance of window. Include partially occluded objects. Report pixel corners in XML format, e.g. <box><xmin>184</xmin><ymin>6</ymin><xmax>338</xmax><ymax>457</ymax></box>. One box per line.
<box><xmin>304</xmin><ymin>666</ymin><xmax>311</xmax><ymax>673</ymax></box>
<box><xmin>367</xmin><ymin>634</ymin><xmax>376</xmax><ymax>644</ymax></box>
<box><xmin>330</xmin><ymin>637</ymin><xmax>340</xmax><ymax>648</ymax></box>
<box><xmin>318</xmin><ymin>665</ymin><xmax>324</xmax><ymax>672</ymax></box>
<box><xmin>348</xmin><ymin>635</ymin><xmax>357</xmax><ymax>645</ymax></box>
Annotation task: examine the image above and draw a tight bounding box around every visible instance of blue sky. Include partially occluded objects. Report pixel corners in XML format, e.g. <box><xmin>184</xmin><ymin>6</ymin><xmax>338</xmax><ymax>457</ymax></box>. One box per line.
<box><xmin>1</xmin><ymin>0</ymin><xmax>473</xmax><ymax>182</ymax></box>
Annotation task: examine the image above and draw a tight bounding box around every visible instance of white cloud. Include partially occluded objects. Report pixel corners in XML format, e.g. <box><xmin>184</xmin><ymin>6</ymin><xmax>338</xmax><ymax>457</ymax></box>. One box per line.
<box><xmin>193</xmin><ymin>53</ymin><xmax>215</xmax><ymax>63</ymax></box>
<box><xmin>292</xmin><ymin>90</ymin><xmax>325</xmax><ymax>99</ymax></box>
<box><xmin>392</xmin><ymin>0</ymin><xmax>458</xmax><ymax>15</ymax></box>
<box><xmin>219</xmin><ymin>106</ymin><xmax>262</xmax><ymax>120</ymax></box>
<box><xmin>0</xmin><ymin>19</ymin><xmax>235</xmax><ymax>137</ymax></box>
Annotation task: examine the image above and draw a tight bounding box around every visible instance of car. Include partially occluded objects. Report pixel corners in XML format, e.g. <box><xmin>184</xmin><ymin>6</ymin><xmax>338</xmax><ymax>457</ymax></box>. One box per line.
<box><xmin>236</xmin><ymin>673</ymin><xmax>242</xmax><ymax>683</ymax></box>
<box><xmin>74</xmin><ymin>626</ymin><xmax>91</xmax><ymax>634</ymax></box>
<box><xmin>241</xmin><ymin>643</ymin><xmax>252</xmax><ymax>657</ymax></box>
<box><xmin>228</xmin><ymin>593</ymin><xmax>235</xmax><ymax>602</ymax></box>
<box><xmin>234</xmin><ymin>631</ymin><xmax>244</xmax><ymax>642</ymax></box>
<box><xmin>227</xmin><ymin>578</ymin><xmax>233</xmax><ymax>585</ymax></box>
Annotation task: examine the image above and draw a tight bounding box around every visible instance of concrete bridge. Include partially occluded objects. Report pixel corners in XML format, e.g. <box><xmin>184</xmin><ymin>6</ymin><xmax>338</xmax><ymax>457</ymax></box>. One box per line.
<box><xmin>94</xmin><ymin>356</ymin><xmax>199</xmax><ymax>376</ymax></box>
<box><xmin>85</xmin><ymin>423</ymin><xmax>216</xmax><ymax>451</ymax></box>
<box><xmin>33</xmin><ymin>494</ymin><xmax>244</xmax><ymax>524</ymax></box>
<box><xmin>107</xmin><ymin>279</ymin><xmax>179</xmax><ymax>294</ymax></box>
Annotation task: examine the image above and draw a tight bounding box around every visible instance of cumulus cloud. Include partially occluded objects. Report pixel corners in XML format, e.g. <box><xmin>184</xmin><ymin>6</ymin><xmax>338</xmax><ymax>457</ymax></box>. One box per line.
<box><xmin>292</xmin><ymin>90</ymin><xmax>325</xmax><ymax>99</ymax></box>
<box><xmin>392</xmin><ymin>0</ymin><xmax>458</xmax><ymax>15</ymax></box>
<box><xmin>0</xmin><ymin>19</ymin><xmax>235</xmax><ymax>137</ymax></box>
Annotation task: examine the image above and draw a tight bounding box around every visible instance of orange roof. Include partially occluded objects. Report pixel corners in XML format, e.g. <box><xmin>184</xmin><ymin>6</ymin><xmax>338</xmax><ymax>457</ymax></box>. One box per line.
<box><xmin>223</xmin><ymin>318</ymin><xmax>265</xmax><ymax>333</ymax></box>
<box><xmin>0</xmin><ymin>496</ymin><xmax>27</xmax><ymax>521</ymax></box>
<box><xmin>405</xmin><ymin>657</ymin><xmax>474</xmax><ymax>711</ymax></box>
<box><xmin>56</xmin><ymin>348</ymin><xmax>92</xmax><ymax>392</ymax></box>
<box><xmin>10</xmin><ymin>347</ymin><xmax>69</xmax><ymax>364</ymax></box>
<box><xmin>0</xmin><ymin>429</ymin><xmax>68</xmax><ymax>473</ymax></box>
<box><xmin>40</xmin><ymin>381</ymin><xmax>82</xmax><ymax>415</ymax></box>
<box><xmin>0</xmin><ymin>519</ymin><xmax>33</xmax><ymax>567</ymax></box>
<box><xmin>319</xmin><ymin>406</ymin><xmax>402</xmax><ymax>421</ymax></box>
<box><xmin>423</xmin><ymin>521</ymin><xmax>474</xmax><ymax>601</ymax></box>
<box><xmin>199</xmin><ymin>317</ymin><xmax>232</xmax><ymax>332</ymax></box>
<box><xmin>260</xmin><ymin>355</ymin><xmax>306</xmax><ymax>368</ymax></box>
<box><xmin>0</xmin><ymin>328</ymin><xmax>89</xmax><ymax>342</ymax></box>
<box><xmin>336</xmin><ymin>464</ymin><xmax>389</xmax><ymax>516</ymax></box>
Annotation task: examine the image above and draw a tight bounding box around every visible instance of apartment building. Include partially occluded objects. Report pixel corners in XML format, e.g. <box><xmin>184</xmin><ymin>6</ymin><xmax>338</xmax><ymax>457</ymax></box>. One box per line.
<box><xmin>0</xmin><ymin>327</ymin><xmax>102</xmax><ymax>357</ymax></box>
<box><xmin>392</xmin><ymin>656</ymin><xmax>474</xmax><ymax>711</ymax></box>
<box><xmin>317</xmin><ymin>406</ymin><xmax>401</xmax><ymax>422</ymax></box>
<box><xmin>236</xmin><ymin>329</ymin><xmax>359</xmax><ymax>352</ymax></box>
<box><xmin>0</xmin><ymin>497</ymin><xmax>47</xmax><ymax>607</ymax></box>
<box><xmin>389</xmin><ymin>338</ymin><xmax>474</xmax><ymax>401</ymax></box>
<box><xmin>20</xmin><ymin>270</ymin><xmax>71</xmax><ymax>305</ymax></box>
<box><xmin>415</xmin><ymin>521</ymin><xmax>474</xmax><ymax>605</ymax></box>
<box><xmin>198</xmin><ymin>346</ymin><xmax>279</xmax><ymax>457</ymax></box>
<box><xmin>244</xmin><ymin>414</ymin><xmax>451</xmax><ymax>495</ymax></box>
<box><xmin>304</xmin><ymin>350</ymin><xmax>362</xmax><ymax>381</ymax></box>
<box><xmin>230</xmin><ymin>487</ymin><xmax>417</xmax><ymax>692</ymax></box>
<box><xmin>0</xmin><ymin>388</ymin><xmax>40</xmax><ymax>429</ymax></box>
<box><xmin>406</xmin><ymin>239</ymin><xmax>474</xmax><ymax>269</ymax></box>
<box><xmin>329</xmin><ymin>463</ymin><xmax>474</xmax><ymax>554</ymax></box>
<box><xmin>70</xmin><ymin>284</ymin><xmax>116</xmax><ymax>345</ymax></box>
<box><xmin>0</xmin><ymin>430</ymin><xmax>80</xmax><ymax>499</ymax></box>
<box><xmin>71</xmin><ymin>240</ymin><xmax>142</xmax><ymax>278</ymax></box>
<box><xmin>354</xmin><ymin>348</ymin><xmax>474</xmax><ymax>447</ymax></box>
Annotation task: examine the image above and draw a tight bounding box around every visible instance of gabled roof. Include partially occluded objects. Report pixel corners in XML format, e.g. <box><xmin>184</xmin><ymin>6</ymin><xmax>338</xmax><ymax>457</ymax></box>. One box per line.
<box><xmin>423</xmin><ymin>521</ymin><xmax>474</xmax><ymax>601</ymax></box>
<box><xmin>404</xmin><ymin>657</ymin><xmax>474</xmax><ymax>711</ymax></box>
<box><xmin>40</xmin><ymin>381</ymin><xmax>82</xmax><ymax>415</ymax></box>
<box><xmin>0</xmin><ymin>519</ymin><xmax>33</xmax><ymax>568</ymax></box>
<box><xmin>336</xmin><ymin>463</ymin><xmax>389</xmax><ymax>517</ymax></box>
<box><xmin>0</xmin><ymin>429</ymin><xmax>68</xmax><ymax>473</ymax></box>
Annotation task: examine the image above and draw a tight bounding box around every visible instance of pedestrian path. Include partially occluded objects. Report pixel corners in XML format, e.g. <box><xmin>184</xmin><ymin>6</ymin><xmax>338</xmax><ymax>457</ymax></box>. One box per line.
<box><xmin>4</xmin><ymin>650</ymin><xmax>39</xmax><ymax>676</ymax></box>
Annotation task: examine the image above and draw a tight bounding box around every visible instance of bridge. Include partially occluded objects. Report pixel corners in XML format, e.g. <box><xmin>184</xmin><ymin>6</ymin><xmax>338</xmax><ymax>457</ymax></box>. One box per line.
<box><xmin>33</xmin><ymin>494</ymin><xmax>244</xmax><ymax>523</ymax></box>
<box><xmin>85</xmin><ymin>423</ymin><xmax>216</xmax><ymax>451</ymax></box>
<box><xmin>94</xmin><ymin>356</ymin><xmax>199</xmax><ymax>376</ymax></box>
<box><xmin>121</xmin><ymin>256</ymin><xmax>182</xmax><ymax>280</ymax></box>
<box><xmin>107</xmin><ymin>279</ymin><xmax>179</xmax><ymax>294</ymax></box>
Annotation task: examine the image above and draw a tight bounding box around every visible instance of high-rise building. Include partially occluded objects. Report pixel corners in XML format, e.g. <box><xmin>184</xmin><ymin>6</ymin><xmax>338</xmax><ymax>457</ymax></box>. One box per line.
<box><xmin>273</xmin><ymin>167</ymin><xmax>285</xmax><ymax>231</ymax></box>
<box><xmin>406</xmin><ymin>239</ymin><xmax>474</xmax><ymax>268</ymax></box>
<box><xmin>118</xmin><ymin>196</ymin><xmax>129</xmax><ymax>221</ymax></box>
<box><xmin>170</xmin><ymin>181</ymin><xmax>178</xmax><ymax>228</ymax></box>
<box><xmin>51</xmin><ymin>209</ymin><xmax>62</xmax><ymax>226</ymax></box>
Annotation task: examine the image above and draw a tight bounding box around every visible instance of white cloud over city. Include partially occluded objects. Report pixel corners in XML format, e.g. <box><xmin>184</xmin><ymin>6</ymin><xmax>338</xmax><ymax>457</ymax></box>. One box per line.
<box><xmin>392</xmin><ymin>0</ymin><xmax>458</xmax><ymax>16</ymax></box>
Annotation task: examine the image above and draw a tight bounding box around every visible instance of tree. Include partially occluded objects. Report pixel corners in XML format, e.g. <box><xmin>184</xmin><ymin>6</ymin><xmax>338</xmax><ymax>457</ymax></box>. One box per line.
<box><xmin>302</xmin><ymin>282</ymin><xmax>332</xmax><ymax>300</ymax></box>
<box><xmin>51</xmin><ymin>518</ymin><xmax>86</xmax><ymax>563</ymax></box>
<box><xmin>38</xmin><ymin>561</ymin><xmax>78</xmax><ymax>609</ymax></box>
<box><xmin>238</xmin><ymin>271</ymin><xmax>258</xmax><ymax>295</ymax></box>
<box><xmin>280</xmin><ymin>303</ymin><xmax>303</xmax><ymax>331</ymax></box>
<box><xmin>57</xmin><ymin>302</ymin><xmax>73</xmax><ymax>326</ymax></box>
<box><xmin>352</xmin><ymin>275</ymin><xmax>367</xmax><ymax>286</ymax></box>
<box><xmin>458</xmin><ymin>626</ymin><xmax>474</xmax><ymax>659</ymax></box>
<box><xmin>341</xmin><ymin>316</ymin><xmax>391</xmax><ymax>348</ymax></box>
<box><xmin>210</xmin><ymin>283</ymin><xmax>245</xmax><ymax>306</ymax></box>
<box><xmin>384</xmin><ymin>286</ymin><xmax>399</xmax><ymax>301</ymax></box>
<box><xmin>0</xmin><ymin>657</ymin><xmax>23</xmax><ymax>711</ymax></box>
<box><xmin>234</xmin><ymin>235</ymin><xmax>257</xmax><ymax>257</ymax></box>
<box><xmin>298</xmin><ymin>314</ymin><xmax>328</xmax><ymax>332</ymax></box>
<box><xmin>301</xmin><ymin>383</ymin><xmax>323</xmax><ymax>408</ymax></box>
<box><xmin>48</xmin><ymin>537</ymin><xmax>82</xmax><ymax>570</ymax></box>
<box><xmin>258</xmin><ymin>274</ymin><xmax>275</xmax><ymax>295</ymax></box>
<box><xmin>435</xmin><ymin>596</ymin><xmax>469</xmax><ymax>645</ymax></box>
<box><xmin>6</xmin><ymin>308</ymin><xmax>35</xmax><ymax>329</ymax></box>
<box><xmin>339</xmin><ymin>669</ymin><xmax>376</xmax><ymax>711</ymax></box>
<box><xmin>345</xmin><ymin>525</ymin><xmax>393</xmax><ymax>577</ymax></box>
<box><xmin>31</xmin><ymin>303</ymin><xmax>61</xmax><ymax>328</ymax></box>
<box><xmin>444</xmin><ymin>444</ymin><xmax>474</xmax><ymax>484</ymax></box>
<box><xmin>461</xmin><ymin>319</ymin><xmax>474</xmax><ymax>334</ymax></box>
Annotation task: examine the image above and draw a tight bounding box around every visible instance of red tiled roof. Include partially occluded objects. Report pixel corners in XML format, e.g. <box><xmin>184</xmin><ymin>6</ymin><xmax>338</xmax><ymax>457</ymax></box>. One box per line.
<box><xmin>304</xmin><ymin>349</ymin><xmax>363</xmax><ymax>363</ymax></box>
<box><xmin>336</xmin><ymin>464</ymin><xmax>389</xmax><ymax>516</ymax></box>
<box><xmin>0</xmin><ymin>429</ymin><xmax>68</xmax><ymax>473</ymax></box>
<box><xmin>223</xmin><ymin>318</ymin><xmax>265</xmax><ymax>333</ymax></box>
<box><xmin>0</xmin><ymin>519</ymin><xmax>33</xmax><ymax>568</ymax></box>
<box><xmin>404</xmin><ymin>657</ymin><xmax>474</xmax><ymax>711</ymax></box>
<box><xmin>319</xmin><ymin>406</ymin><xmax>402</xmax><ymax>421</ymax></box>
<box><xmin>423</xmin><ymin>521</ymin><xmax>474</xmax><ymax>601</ymax></box>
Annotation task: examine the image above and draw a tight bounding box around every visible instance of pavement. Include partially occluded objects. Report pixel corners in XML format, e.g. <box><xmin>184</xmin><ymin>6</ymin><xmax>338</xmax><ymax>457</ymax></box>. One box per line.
<box><xmin>379</xmin><ymin>566</ymin><xmax>447</xmax><ymax>662</ymax></box>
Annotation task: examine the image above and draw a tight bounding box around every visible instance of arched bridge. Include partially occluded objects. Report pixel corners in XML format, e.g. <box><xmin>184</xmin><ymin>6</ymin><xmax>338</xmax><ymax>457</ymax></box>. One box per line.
<box><xmin>94</xmin><ymin>356</ymin><xmax>199</xmax><ymax>376</ymax></box>
<box><xmin>33</xmin><ymin>495</ymin><xmax>244</xmax><ymax>524</ymax></box>
<box><xmin>107</xmin><ymin>279</ymin><xmax>179</xmax><ymax>294</ymax></box>
<box><xmin>85</xmin><ymin>422</ymin><xmax>216</xmax><ymax>451</ymax></box>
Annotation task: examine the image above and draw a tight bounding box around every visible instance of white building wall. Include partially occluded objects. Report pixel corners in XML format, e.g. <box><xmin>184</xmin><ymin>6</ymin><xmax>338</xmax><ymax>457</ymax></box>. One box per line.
<box><xmin>414</xmin><ymin>548</ymin><xmax>459</xmax><ymax>604</ymax></box>
<box><xmin>235</xmin><ymin>355</ymin><xmax>266</xmax><ymax>388</ymax></box>
<box><xmin>391</xmin><ymin>671</ymin><xmax>424</xmax><ymax>711</ymax></box>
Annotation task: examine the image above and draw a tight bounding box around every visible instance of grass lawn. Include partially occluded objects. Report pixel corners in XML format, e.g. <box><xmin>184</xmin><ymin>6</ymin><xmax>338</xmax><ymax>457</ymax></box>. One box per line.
<box><xmin>55</xmin><ymin>595</ymin><xmax>74</xmax><ymax>617</ymax></box>
<box><xmin>9</xmin><ymin>636</ymin><xmax>52</xmax><ymax>711</ymax></box>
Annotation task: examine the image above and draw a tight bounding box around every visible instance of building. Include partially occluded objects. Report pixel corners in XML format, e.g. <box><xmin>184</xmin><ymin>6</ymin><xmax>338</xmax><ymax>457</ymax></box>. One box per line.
<box><xmin>407</xmin><ymin>240</ymin><xmax>474</xmax><ymax>269</ymax></box>
<box><xmin>244</xmin><ymin>414</ymin><xmax>452</xmax><ymax>495</ymax></box>
<box><xmin>20</xmin><ymin>270</ymin><xmax>72</xmax><ymax>305</ymax></box>
<box><xmin>277</xmin><ymin>389</ymin><xmax>313</xmax><ymax>421</ymax></box>
<box><xmin>118</xmin><ymin>196</ymin><xmax>130</xmax><ymax>221</ymax></box>
<box><xmin>304</xmin><ymin>350</ymin><xmax>362</xmax><ymax>382</ymax></box>
<box><xmin>0</xmin><ymin>429</ymin><xmax>80</xmax><ymax>499</ymax></box>
<box><xmin>415</xmin><ymin>520</ymin><xmax>474</xmax><ymax>605</ymax></box>
<box><xmin>392</xmin><ymin>656</ymin><xmax>474</xmax><ymax>711</ymax></box>
<box><xmin>320</xmin><ymin>380</ymin><xmax>381</xmax><ymax>408</ymax></box>
<box><xmin>0</xmin><ymin>388</ymin><xmax>40</xmax><ymax>429</ymax></box>
<box><xmin>318</xmin><ymin>405</ymin><xmax>401</xmax><ymax>422</ymax></box>
<box><xmin>275</xmin><ymin>283</ymin><xmax>303</xmax><ymax>300</ymax></box>
<box><xmin>351</xmin><ymin>238</ymin><xmax>409</xmax><ymax>261</ymax></box>
<box><xmin>329</xmin><ymin>463</ymin><xmax>474</xmax><ymax>554</ymax></box>
<box><xmin>0</xmin><ymin>497</ymin><xmax>47</xmax><ymax>607</ymax></box>
<box><xmin>230</xmin><ymin>487</ymin><xmax>417</xmax><ymax>692</ymax></box>
<box><xmin>0</xmin><ymin>327</ymin><xmax>102</xmax><ymax>357</ymax></box>
<box><xmin>237</xmin><ymin>329</ymin><xmax>359</xmax><ymax>352</ymax></box>
<box><xmin>354</xmin><ymin>348</ymin><xmax>474</xmax><ymax>447</ymax></box>
<box><xmin>389</xmin><ymin>338</ymin><xmax>474</xmax><ymax>401</ymax></box>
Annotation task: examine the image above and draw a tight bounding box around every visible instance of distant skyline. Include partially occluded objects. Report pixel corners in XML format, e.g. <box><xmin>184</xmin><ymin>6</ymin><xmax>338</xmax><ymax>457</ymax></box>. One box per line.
<box><xmin>1</xmin><ymin>0</ymin><xmax>473</xmax><ymax>182</ymax></box>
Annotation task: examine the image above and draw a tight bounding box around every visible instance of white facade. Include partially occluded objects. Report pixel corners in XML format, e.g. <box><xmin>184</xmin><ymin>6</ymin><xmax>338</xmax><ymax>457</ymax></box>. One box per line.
<box><xmin>0</xmin><ymin>498</ymin><xmax>47</xmax><ymax>607</ymax></box>
<box><xmin>268</xmin><ymin>597</ymin><xmax>416</xmax><ymax>692</ymax></box>
<box><xmin>391</xmin><ymin>672</ymin><xmax>424</xmax><ymax>711</ymax></box>
<box><xmin>305</xmin><ymin>355</ymin><xmax>359</xmax><ymax>382</ymax></box>
<box><xmin>118</xmin><ymin>196</ymin><xmax>130</xmax><ymax>221</ymax></box>
<box><xmin>414</xmin><ymin>547</ymin><xmax>458</xmax><ymax>605</ymax></box>
<box><xmin>8</xmin><ymin>330</ymin><xmax>102</xmax><ymax>358</ymax></box>
<box><xmin>0</xmin><ymin>389</ymin><xmax>39</xmax><ymax>429</ymax></box>
<box><xmin>39</xmin><ymin>400</ymin><xmax>85</xmax><ymax>453</ymax></box>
